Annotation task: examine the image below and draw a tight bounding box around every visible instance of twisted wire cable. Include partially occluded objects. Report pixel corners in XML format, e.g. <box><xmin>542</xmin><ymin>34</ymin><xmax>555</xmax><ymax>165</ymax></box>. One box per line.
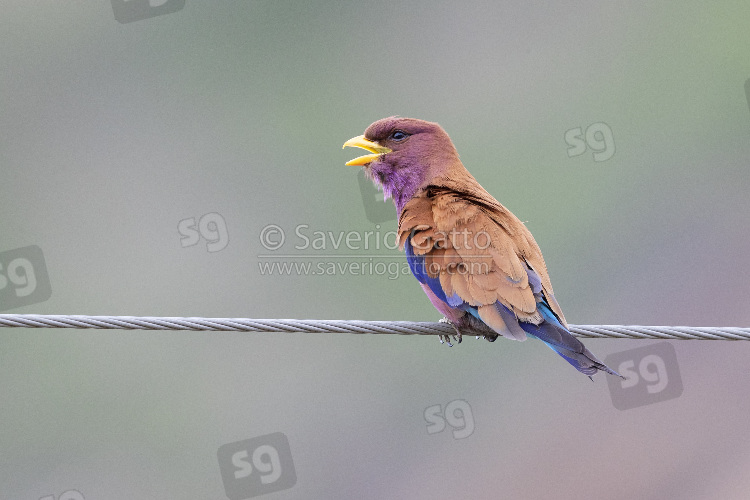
<box><xmin>0</xmin><ymin>314</ymin><xmax>748</xmax><ymax>340</ymax></box>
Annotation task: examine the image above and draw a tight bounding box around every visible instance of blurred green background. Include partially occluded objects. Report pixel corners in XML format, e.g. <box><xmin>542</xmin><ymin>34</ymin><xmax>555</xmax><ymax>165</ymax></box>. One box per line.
<box><xmin>1</xmin><ymin>1</ymin><xmax>750</xmax><ymax>498</ymax></box>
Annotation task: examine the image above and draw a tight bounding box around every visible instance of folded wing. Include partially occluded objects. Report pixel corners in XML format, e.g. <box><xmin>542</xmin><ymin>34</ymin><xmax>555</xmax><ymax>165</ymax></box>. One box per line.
<box><xmin>397</xmin><ymin>174</ymin><xmax>567</xmax><ymax>341</ymax></box>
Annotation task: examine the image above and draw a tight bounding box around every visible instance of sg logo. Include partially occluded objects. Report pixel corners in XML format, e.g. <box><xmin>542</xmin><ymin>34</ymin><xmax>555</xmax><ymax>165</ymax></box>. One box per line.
<box><xmin>564</xmin><ymin>122</ymin><xmax>615</xmax><ymax>162</ymax></box>
<box><xmin>111</xmin><ymin>0</ymin><xmax>185</xmax><ymax>24</ymax></box>
<box><xmin>39</xmin><ymin>490</ymin><xmax>84</xmax><ymax>500</ymax></box>
<box><xmin>358</xmin><ymin>169</ymin><xmax>396</xmax><ymax>223</ymax></box>
<box><xmin>178</xmin><ymin>212</ymin><xmax>229</xmax><ymax>253</ymax></box>
<box><xmin>424</xmin><ymin>399</ymin><xmax>475</xmax><ymax>439</ymax></box>
<box><xmin>217</xmin><ymin>432</ymin><xmax>297</xmax><ymax>499</ymax></box>
<box><xmin>604</xmin><ymin>342</ymin><xmax>683</xmax><ymax>410</ymax></box>
<box><xmin>0</xmin><ymin>245</ymin><xmax>52</xmax><ymax>312</ymax></box>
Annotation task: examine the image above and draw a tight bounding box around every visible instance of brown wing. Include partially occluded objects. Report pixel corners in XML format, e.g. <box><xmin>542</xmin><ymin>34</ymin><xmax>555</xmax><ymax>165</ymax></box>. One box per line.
<box><xmin>398</xmin><ymin>173</ymin><xmax>567</xmax><ymax>341</ymax></box>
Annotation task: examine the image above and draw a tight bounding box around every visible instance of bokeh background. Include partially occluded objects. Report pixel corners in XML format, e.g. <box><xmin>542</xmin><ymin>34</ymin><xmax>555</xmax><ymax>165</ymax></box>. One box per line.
<box><xmin>2</xmin><ymin>1</ymin><xmax>750</xmax><ymax>499</ymax></box>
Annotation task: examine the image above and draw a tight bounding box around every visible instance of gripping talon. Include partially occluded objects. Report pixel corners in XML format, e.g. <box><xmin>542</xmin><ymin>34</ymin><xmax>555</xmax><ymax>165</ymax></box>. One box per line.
<box><xmin>438</xmin><ymin>317</ymin><xmax>462</xmax><ymax>346</ymax></box>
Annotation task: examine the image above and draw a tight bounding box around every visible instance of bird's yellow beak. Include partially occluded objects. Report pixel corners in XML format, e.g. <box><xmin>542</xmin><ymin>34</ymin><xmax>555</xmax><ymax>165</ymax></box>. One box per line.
<box><xmin>342</xmin><ymin>135</ymin><xmax>392</xmax><ymax>166</ymax></box>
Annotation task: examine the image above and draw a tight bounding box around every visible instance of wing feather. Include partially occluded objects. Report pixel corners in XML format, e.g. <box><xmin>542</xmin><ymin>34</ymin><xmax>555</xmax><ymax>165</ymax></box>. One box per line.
<box><xmin>398</xmin><ymin>174</ymin><xmax>562</xmax><ymax>339</ymax></box>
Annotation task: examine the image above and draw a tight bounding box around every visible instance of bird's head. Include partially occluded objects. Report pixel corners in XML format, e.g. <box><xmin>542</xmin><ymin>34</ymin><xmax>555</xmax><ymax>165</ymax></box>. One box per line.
<box><xmin>343</xmin><ymin>116</ymin><xmax>460</xmax><ymax>212</ymax></box>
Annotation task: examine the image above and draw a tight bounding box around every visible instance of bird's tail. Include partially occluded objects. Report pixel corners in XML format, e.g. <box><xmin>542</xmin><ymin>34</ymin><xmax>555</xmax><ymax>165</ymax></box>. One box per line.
<box><xmin>519</xmin><ymin>302</ymin><xmax>623</xmax><ymax>378</ymax></box>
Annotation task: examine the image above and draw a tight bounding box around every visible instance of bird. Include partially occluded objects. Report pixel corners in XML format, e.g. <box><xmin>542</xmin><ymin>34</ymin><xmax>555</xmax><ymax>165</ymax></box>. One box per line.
<box><xmin>343</xmin><ymin>116</ymin><xmax>622</xmax><ymax>379</ymax></box>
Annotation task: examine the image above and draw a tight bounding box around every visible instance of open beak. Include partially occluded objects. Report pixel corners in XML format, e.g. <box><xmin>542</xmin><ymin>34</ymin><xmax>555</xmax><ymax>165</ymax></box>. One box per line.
<box><xmin>342</xmin><ymin>135</ymin><xmax>392</xmax><ymax>166</ymax></box>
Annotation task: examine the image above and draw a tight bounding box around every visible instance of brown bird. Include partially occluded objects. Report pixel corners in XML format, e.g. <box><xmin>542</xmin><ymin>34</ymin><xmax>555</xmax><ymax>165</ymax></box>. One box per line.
<box><xmin>343</xmin><ymin>116</ymin><xmax>621</xmax><ymax>378</ymax></box>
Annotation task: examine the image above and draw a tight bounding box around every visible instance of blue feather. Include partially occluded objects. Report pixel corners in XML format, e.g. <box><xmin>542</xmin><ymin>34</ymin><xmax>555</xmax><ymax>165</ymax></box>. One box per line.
<box><xmin>405</xmin><ymin>236</ymin><xmax>618</xmax><ymax>377</ymax></box>
<box><xmin>404</xmin><ymin>236</ymin><xmax>462</xmax><ymax>306</ymax></box>
<box><xmin>518</xmin><ymin>297</ymin><xmax>615</xmax><ymax>376</ymax></box>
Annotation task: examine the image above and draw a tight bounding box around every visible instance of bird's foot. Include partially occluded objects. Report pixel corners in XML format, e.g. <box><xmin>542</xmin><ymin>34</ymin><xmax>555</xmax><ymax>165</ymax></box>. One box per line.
<box><xmin>438</xmin><ymin>317</ymin><xmax>462</xmax><ymax>346</ymax></box>
<box><xmin>438</xmin><ymin>334</ymin><xmax>462</xmax><ymax>346</ymax></box>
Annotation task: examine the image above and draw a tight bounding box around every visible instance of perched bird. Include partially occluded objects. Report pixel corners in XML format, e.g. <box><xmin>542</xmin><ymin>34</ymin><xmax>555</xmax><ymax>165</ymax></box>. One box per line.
<box><xmin>343</xmin><ymin>117</ymin><xmax>621</xmax><ymax>378</ymax></box>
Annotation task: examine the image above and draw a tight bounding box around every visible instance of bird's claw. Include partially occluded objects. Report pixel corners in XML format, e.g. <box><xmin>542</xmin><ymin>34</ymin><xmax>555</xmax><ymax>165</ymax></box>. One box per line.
<box><xmin>438</xmin><ymin>334</ymin><xmax>461</xmax><ymax>346</ymax></box>
<box><xmin>438</xmin><ymin>317</ymin><xmax>462</xmax><ymax>346</ymax></box>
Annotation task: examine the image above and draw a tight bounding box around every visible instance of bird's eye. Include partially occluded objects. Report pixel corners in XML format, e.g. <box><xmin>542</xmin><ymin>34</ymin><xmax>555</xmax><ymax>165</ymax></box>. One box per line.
<box><xmin>390</xmin><ymin>130</ymin><xmax>409</xmax><ymax>142</ymax></box>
